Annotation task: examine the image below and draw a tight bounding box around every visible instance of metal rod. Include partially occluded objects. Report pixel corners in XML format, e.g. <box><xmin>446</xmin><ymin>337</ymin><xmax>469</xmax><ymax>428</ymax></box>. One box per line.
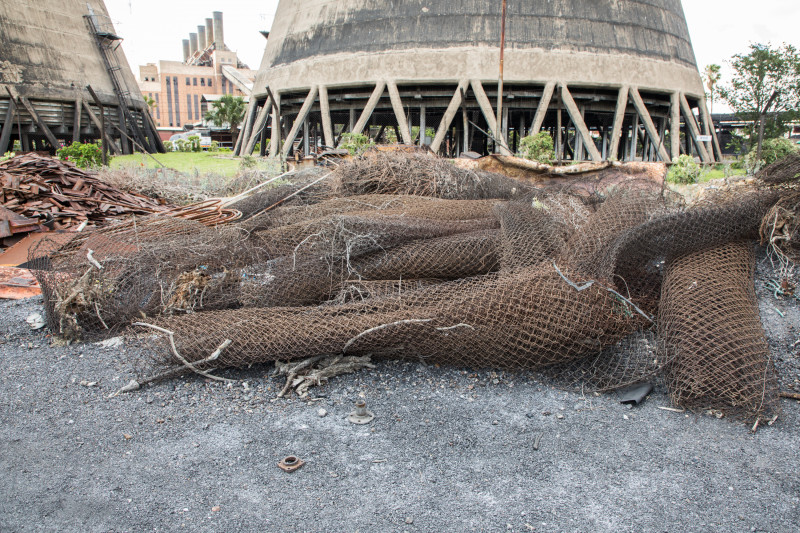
<box><xmin>495</xmin><ymin>0</ymin><xmax>507</xmax><ymax>153</ymax></box>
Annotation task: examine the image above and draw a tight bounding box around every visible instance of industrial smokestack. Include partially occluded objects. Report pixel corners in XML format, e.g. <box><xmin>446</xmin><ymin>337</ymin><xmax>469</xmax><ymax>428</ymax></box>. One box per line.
<box><xmin>212</xmin><ymin>11</ymin><xmax>224</xmax><ymax>49</ymax></box>
<box><xmin>182</xmin><ymin>39</ymin><xmax>190</xmax><ymax>61</ymax></box>
<box><xmin>197</xmin><ymin>25</ymin><xmax>206</xmax><ymax>51</ymax></box>
<box><xmin>189</xmin><ymin>32</ymin><xmax>198</xmax><ymax>56</ymax></box>
<box><xmin>205</xmin><ymin>18</ymin><xmax>214</xmax><ymax>47</ymax></box>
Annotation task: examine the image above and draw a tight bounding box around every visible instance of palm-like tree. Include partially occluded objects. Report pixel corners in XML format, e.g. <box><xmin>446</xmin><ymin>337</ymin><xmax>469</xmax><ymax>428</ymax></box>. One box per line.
<box><xmin>704</xmin><ymin>64</ymin><xmax>722</xmax><ymax>115</ymax></box>
<box><xmin>205</xmin><ymin>94</ymin><xmax>247</xmax><ymax>146</ymax></box>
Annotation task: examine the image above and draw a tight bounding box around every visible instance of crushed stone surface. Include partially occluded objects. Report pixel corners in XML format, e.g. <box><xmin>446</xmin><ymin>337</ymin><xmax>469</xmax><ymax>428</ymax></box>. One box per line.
<box><xmin>1</xmin><ymin>280</ymin><xmax>799</xmax><ymax>532</ymax></box>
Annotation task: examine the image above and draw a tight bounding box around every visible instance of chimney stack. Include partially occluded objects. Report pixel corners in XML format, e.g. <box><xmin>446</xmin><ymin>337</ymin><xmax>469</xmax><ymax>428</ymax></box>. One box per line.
<box><xmin>189</xmin><ymin>32</ymin><xmax>198</xmax><ymax>56</ymax></box>
<box><xmin>182</xmin><ymin>39</ymin><xmax>190</xmax><ymax>61</ymax></box>
<box><xmin>205</xmin><ymin>18</ymin><xmax>214</xmax><ymax>47</ymax></box>
<box><xmin>197</xmin><ymin>25</ymin><xmax>206</xmax><ymax>51</ymax></box>
<box><xmin>212</xmin><ymin>11</ymin><xmax>224</xmax><ymax>50</ymax></box>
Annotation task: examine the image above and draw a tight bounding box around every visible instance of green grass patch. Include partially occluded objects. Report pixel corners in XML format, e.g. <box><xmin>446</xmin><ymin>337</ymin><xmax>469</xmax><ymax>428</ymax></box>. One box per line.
<box><xmin>111</xmin><ymin>152</ymin><xmax>278</xmax><ymax>177</ymax></box>
<box><xmin>698</xmin><ymin>167</ymin><xmax>747</xmax><ymax>183</ymax></box>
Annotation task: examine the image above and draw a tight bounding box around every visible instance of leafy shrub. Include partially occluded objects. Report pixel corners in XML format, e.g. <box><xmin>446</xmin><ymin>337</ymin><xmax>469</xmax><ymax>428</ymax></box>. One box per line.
<box><xmin>187</xmin><ymin>135</ymin><xmax>201</xmax><ymax>152</ymax></box>
<box><xmin>56</xmin><ymin>141</ymin><xmax>106</xmax><ymax>168</ymax></box>
<box><xmin>668</xmin><ymin>154</ymin><xmax>702</xmax><ymax>184</ymax></box>
<box><xmin>339</xmin><ymin>133</ymin><xmax>375</xmax><ymax>155</ymax></box>
<box><xmin>518</xmin><ymin>132</ymin><xmax>555</xmax><ymax>164</ymax></box>
<box><xmin>1</xmin><ymin>152</ymin><xmax>14</xmax><ymax>162</ymax></box>
<box><xmin>163</xmin><ymin>140</ymin><xmax>174</xmax><ymax>152</ymax></box>
<box><xmin>742</xmin><ymin>137</ymin><xmax>799</xmax><ymax>174</ymax></box>
<box><xmin>239</xmin><ymin>155</ymin><xmax>257</xmax><ymax>170</ymax></box>
<box><xmin>210</xmin><ymin>141</ymin><xmax>219</xmax><ymax>152</ymax></box>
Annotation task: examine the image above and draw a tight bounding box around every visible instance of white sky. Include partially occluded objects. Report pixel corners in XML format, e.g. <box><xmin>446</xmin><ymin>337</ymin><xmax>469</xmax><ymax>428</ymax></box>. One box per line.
<box><xmin>107</xmin><ymin>0</ymin><xmax>800</xmax><ymax>112</ymax></box>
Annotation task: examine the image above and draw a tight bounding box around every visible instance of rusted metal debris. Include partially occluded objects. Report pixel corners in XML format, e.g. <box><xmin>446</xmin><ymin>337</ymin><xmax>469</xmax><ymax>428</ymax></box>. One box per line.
<box><xmin>1</xmin><ymin>153</ymin><xmax>166</xmax><ymax>231</ymax></box>
<box><xmin>277</xmin><ymin>456</ymin><xmax>305</xmax><ymax>473</ymax></box>
<box><xmin>1</xmin><ymin>154</ymin><xmax>241</xmax><ymax>253</ymax></box>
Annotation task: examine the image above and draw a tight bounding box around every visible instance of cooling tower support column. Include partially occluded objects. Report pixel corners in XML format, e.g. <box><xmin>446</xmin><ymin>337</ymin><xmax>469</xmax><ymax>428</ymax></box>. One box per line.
<box><xmin>609</xmin><ymin>86</ymin><xmax>630</xmax><ymax>160</ymax></box>
<box><xmin>282</xmin><ymin>86</ymin><xmax>319</xmax><ymax>158</ymax></box>
<box><xmin>318</xmin><ymin>86</ymin><xmax>334</xmax><ymax>148</ymax></box>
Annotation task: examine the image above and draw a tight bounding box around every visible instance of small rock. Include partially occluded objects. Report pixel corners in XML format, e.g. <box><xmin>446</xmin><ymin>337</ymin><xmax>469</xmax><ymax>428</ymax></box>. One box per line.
<box><xmin>492</xmin><ymin>379</ymin><xmax>500</xmax><ymax>385</ymax></box>
<box><xmin>405</xmin><ymin>517</ymin><xmax>414</xmax><ymax>524</ymax></box>
<box><xmin>525</xmin><ymin>412</ymin><xmax>535</xmax><ymax>419</ymax></box>
<box><xmin>123</xmin><ymin>434</ymin><xmax>132</xmax><ymax>440</ymax></box>
<box><xmin>318</xmin><ymin>408</ymin><xmax>327</xmax><ymax>418</ymax></box>
<box><xmin>542</xmin><ymin>411</ymin><xmax>552</xmax><ymax>416</ymax></box>
<box><xmin>79</xmin><ymin>380</ymin><xmax>97</xmax><ymax>387</ymax></box>
<box><xmin>623</xmin><ymin>415</ymin><xmax>629</xmax><ymax>420</ymax></box>
<box><xmin>556</xmin><ymin>413</ymin><xmax>564</xmax><ymax>420</ymax></box>
<box><xmin>211</xmin><ymin>506</ymin><xmax>220</xmax><ymax>512</ymax></box>
<box><xmin>25</xmin><ymin>313</ymin><xmax>45</xmax><ymax>330</ymax></box>
<box><xmin>492</xmin><ymin>420</ymin><xmax>499</xmax><ymax>425</ymax></box>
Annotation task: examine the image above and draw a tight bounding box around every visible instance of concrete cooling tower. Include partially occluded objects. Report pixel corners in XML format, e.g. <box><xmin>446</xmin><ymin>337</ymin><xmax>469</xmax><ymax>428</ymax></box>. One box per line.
<box><xmin>237</xmin><ymin>0</ymin><xmax>720</xmax><ymax>163</ymax></box>
<box><xmin>0</xmin><ymin>0</ymin><xmax>163</xmax><ymax>154</ymax></box>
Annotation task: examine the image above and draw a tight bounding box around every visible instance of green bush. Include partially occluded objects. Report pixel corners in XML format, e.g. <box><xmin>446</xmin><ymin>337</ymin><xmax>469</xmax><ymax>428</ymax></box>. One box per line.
<box><xmin>339</xmin><ymin>132</ymin><xmax>375</xmax><ymax>155</ymax></box>
<box><xmin>210</xmin><ymin>141</ymin><xmax>219</xmax><ymax>152</ymax></box>
<box><xmin>239</xmin><ymin>155</ymin><xmax>257</xmax><ymax>170</ymax></box>
<box><xmin>668</xmin><ymin>154</ymin><xmax>702</xmax><ymax>184</ymax></box>
<box><xmin>187</xmin><ymin>135</ymin><xmax>201</xmax><ymax>152</ymax></box>
<box><xmin>518</xmin><ymin>132</ymin><xmax>555</xmax><ymax>164</ymax></box>
<box><xmin>1</xmin><ymin>151</ymin><xmax>14</xmax><ymax>162</ymax></box>
<box><xmin>56</xmin><ymin>141</ymin><xmax>106</xmax><ymax>168</ymax></box>
<box><xmin>742</xmin><ymin>137</ymin><xmax>799</xmax><ymax>174</ymax></box>
<box><xmin>163</xmin><ymin>140</ymin><xmax>174</xmax><ymax>152</ymax></box>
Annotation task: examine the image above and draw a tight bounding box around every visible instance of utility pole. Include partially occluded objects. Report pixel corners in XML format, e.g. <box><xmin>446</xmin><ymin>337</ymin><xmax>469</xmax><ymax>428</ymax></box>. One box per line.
<box><xmin>495</xmin><ymin>0</ymin><xmax>507</xmax><ymax>153</ymax></box>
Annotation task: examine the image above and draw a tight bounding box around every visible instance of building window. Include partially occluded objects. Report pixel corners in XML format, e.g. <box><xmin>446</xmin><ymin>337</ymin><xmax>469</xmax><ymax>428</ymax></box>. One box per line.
<box><xmin>221</xmin><ymin>78</ymin><xmax>227</xmax><ymax>94</ymax></box>
<box><xmin>173</xmin><ymin>77</ymin><xmax>178</xmax><ymax>86</ymax></box>
<box><xmin>174</xmin><ymin>79</ymin><xmax>181</xmax><ymax>125</ymax></box>
<box><xmin>208</xmin><ymin>78</ymin><xmax>212</xmax><ymax>87</ymax></box>
<box><xmin>155</xmin><ymin>94</ymin><xmax>160</xmax><ymax>119</ymax></box>
<box><xmin>185</xmin><ymin>77</ymin><xmax>190</xmax><ymax>86</ymax></box>
<box><xmin>194</xmin><ymin>94</ymin><xmax>199</xmax><ymax>120</ymax></box>
<box><xmin>200</xmin><ymin>78</ymin><xmax>205</xmax><ymax>87</ymax></box>
<box><xmin>193</xmin><ymin>77</ymin><xmax>198</xmax><ymax>86</ymax></box>
<box><xmin>166</xmin><ymin>78</ymin><xmax>173</xmax><ymax>126</ymax></box>
<box><xmin>187</xmin><ymin>95</ymin><xmax>193</xmax><ymax>120</ymax></box>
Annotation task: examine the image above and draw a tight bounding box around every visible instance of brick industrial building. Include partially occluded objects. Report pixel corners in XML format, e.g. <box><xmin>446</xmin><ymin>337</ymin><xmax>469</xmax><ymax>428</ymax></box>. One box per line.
<box><xmin>136</xmin><ymin>12</ymin><xmax>256</xmax><ymax>141</ymax></box>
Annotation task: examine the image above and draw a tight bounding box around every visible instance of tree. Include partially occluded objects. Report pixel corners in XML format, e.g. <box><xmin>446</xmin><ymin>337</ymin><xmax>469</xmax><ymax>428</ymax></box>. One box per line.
<box><xmin>703</xmin><ymin>64</ymin><xmax>722</xmax><ymax>115</ymax></box>
<box><xmin>204</xmin><ymin>94</ymin><xmax>247</xmax><ymax>146</ymax></box>
<box><xmin>719</xmin><ymin>43</ymin><xmax>800</xmax><ymax>144</ymax></box>
<box><xmin>143</xmin><ymin>95</ymin><xmax>157</xmax><ymax>111</ymax></box>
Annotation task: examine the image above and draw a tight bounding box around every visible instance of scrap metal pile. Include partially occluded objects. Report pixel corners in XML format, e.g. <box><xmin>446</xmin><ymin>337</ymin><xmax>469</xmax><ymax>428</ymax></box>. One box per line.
<box><xmin>0</xmin><ymin>154</ymin><xmax>240</xmax><ymax>247</ymax></box>
<box><xmin>33</xmin><ymin>151</ymin><xmax>800</xmax><ymax>421</ymax></box>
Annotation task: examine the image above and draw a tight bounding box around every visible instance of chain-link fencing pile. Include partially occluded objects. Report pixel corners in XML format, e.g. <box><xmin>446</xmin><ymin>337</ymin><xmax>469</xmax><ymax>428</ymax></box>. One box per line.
<box><xmin>32</xmin><ymin>152</ymin><xmax>798</xmax><ymax>421</ymax></box>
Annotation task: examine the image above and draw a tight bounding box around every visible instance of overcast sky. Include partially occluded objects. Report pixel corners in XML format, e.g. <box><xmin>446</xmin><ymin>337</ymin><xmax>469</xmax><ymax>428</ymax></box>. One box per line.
<box><xmin>107</xmin><ymin>0</ymin><xmax>800</xmax><ymax>110</ymax></box>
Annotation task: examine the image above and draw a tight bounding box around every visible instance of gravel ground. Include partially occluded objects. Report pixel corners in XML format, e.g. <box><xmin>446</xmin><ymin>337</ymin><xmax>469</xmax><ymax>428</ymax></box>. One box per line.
<box><xmin>1</xmin><ymin>258</ymin><xmax>799</xmax><ymax>532</ymax></box>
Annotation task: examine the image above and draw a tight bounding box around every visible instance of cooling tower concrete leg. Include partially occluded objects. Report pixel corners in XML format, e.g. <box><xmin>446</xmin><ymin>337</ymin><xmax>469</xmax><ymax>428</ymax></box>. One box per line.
<box><xmin>560</xmin><ymin>85</ymin><xmax>602</xmax><ymax>162</ymax></box>
<box><xmin>245</xmin><ymin>97</ymin><xmax>272</xmax><ymax>155</ymax></box>
<box><xmin>269</xmin><ymin>90</ymin><xmax>281</xmax><ymax>158</ymax></box>
<box><xmin>0</xmin><ymin>99</ymin><xmax>17</xmax><ymax>154</ymax></box>
<box><xmin>678</xmin><ymin>93</ymin><xmax>710</xmax><ymax>163</ymax></box>
<box><xmin>530</xmin><ymin>81</ymin><xmax>556</xmax><ymax>134</ymax></box>
<box><xmin>282</xmin><ymin>86</ymin><xmax>318</xmax><ymax>158</ymax></box>
<box><xmin>352</xmin><ymin>82</ymin><xmax>386</xmax><ymax>137</ymax></box>
<box><xmin>72</xmin><ymin>99</ymin><xmax>82</xmax><ymax>144</ymax></box>
<box><xmin>19</xmin><ymin>97</ymin><xmax>60</xmax><ymax>151</ymax></box>
<box><xmin>81</xmin><ymin>100</ymin><xmax>120</xmax><ymax>155</ymax></box>
<box><xmin>117</xmin><ymin>107</ymin><xmax>131</xmax><ymax>154</ymax></box>
<box><xmin>700</xmin><ymin>100</ymin><xmax>722</xmax><ymax>162</ymax></box>
<box><xmin>236</xmin><ymin>104</ymin><xmax>256</xmax><ymax>155</ymax></box>
<box><xmin>470</xmin><ymin>80</ymin><xmax>512</xmax><ymax>155</ymax></box>
<box><xmin>630</xmin><ymin>87</ymin><xmax>671</xmax><ymax>163</ymax></box>
<box><xmin>608</xmin><ymin>86</ymin><xmax>629</xmax><ymax>160</ymax></box>
<box><xmin>318</xmin><ymin>86</ymin><xmax>334</xmax><ymax>148</ymax></box>
<box><xmin>387</xmin><ymin>81</ymin><xmax>413</xmax><ymax>145</ymax></box>
<box><xmin>670</xmin><ymin>92</ymin><xmax>681</xmax><ymax>161</ymax></box>
<box><xmin>431</xmin><ymin>80</ymin><xmax>468</xmax><ymax>154</ymax></box>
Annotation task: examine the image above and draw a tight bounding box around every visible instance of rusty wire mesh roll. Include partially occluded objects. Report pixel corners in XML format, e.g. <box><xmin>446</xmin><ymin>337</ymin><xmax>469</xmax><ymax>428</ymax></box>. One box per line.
<box><xmin>659</xmin><ymin>241</ymin><xmax>780</xmax><ymax>420</ymax></box>
<box><xmin>134</xmin><ymin>264</ymin><xmax>643</xmax><ymax>374</ymax></box>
